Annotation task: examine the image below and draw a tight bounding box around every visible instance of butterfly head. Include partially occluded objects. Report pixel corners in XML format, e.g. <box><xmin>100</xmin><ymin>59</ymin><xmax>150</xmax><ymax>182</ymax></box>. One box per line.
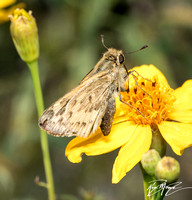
<box><xmin>103</xmin><ymin>48</ymin><xmax>125</xmax><ymax>66</ymax></box>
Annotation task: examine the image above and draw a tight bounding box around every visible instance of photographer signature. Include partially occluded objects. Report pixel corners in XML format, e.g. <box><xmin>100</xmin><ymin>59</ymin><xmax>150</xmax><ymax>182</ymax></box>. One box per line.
<box><xmin>147</xmin><ymin>179</ymin><xmax>192</xmax><ymax>196</ymax></box>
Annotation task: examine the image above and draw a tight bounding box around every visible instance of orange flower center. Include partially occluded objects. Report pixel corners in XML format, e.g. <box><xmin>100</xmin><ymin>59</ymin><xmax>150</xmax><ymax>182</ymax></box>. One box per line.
<box><xmin>120</xmin><ymin>77</ymin><xmax>176</xmax><ymax>126</ymax></box>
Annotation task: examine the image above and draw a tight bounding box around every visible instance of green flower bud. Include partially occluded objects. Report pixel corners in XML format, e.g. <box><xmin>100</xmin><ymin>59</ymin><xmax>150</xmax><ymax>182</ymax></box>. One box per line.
<box><xmin>155</xmin><ymin>156</ymin><xmax>180</xmax><ymax>183</ymax></box>
<box><xmin>9</xmin><ymin>8</ymin><xmax>39</xmax><ymax>63</ymax></box>
<box><xmin>141</xmin><ymin>149</ymin><xmax>161</xmax><ymax>176</ymax></box>
<box><xmin>150</xmin><ymin>128</ymin><xmax>166</xmax><ymax>157</ymax></box>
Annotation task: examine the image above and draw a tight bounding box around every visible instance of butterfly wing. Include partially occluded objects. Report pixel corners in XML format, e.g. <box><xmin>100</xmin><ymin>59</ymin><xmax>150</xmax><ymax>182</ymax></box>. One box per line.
<box><xmin>39</xmin><ymin>71</ymin><xmax>114</xmax><ymax>137</ymax></box>
<box><xmin>39</xmin><ymin>86</ymin><xmax>80</xmax><ymax>136</ymax></box>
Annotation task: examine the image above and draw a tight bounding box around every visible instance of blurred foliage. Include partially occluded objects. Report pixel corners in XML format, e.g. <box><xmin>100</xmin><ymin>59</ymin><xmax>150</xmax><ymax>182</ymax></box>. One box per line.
<box><xmin>0</xmin><ymin>0</ymin><xmax>192</xmax><ymax>199</ymax></box>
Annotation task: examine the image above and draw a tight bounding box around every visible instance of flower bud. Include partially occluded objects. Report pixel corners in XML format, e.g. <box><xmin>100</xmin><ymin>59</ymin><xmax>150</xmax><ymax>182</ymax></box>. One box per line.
<box><xmin>155</xmin><ymin>156</ymin><xmax>180</xmax><ymax>183</ymax></box>
<box><xmin>141</xmin><ymin>149</ymin><xmax>161</xmax><ymax>176</ymax></box>
<box><xmin>150</xmin><ymin>128</ymin><xmax>166</xmax><ymax>157</ymax></box>
<box><xmin>9</xmin><ymin>8</ymin><xmax>39</xmax><ymax>63</ymax></box>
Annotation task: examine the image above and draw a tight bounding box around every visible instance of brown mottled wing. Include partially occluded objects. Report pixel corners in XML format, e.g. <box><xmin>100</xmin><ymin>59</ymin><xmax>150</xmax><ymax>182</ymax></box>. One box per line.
<box><xmin>39</xmin><ymin>71</ymin><xmax>114</xmax><ymax>137</ymax></box>
<box><xmin>39</xmin><ymin>86</ymin><xmax>80</xmax><ymax>136</ymax></box>
<box><xmin>64</xmin><ymin>72</ymin><xmax>114</xmax><ymax>137</ymax></box>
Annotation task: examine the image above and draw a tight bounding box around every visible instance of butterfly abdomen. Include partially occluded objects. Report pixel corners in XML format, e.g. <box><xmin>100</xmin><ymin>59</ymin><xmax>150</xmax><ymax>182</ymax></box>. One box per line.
<box><xmin>100</xmin><ymin>95</ymin><xmax>116</xmax><ymax>136</ymax></box>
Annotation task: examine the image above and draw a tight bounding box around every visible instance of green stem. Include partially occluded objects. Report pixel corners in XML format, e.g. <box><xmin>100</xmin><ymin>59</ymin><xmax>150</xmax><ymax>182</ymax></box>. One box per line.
<box><xmin>140</xmin><ymin>163</ymin><xmax>165</xmax><ymax>200</ymax></box>
<box><xmin>27</xmin><ymin>60</ymin><xmax>55</xmax><ymax>200</ymax></box>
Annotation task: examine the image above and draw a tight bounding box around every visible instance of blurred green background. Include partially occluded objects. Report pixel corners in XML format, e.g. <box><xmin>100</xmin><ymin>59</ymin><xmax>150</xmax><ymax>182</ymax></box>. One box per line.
<box><xmin>0</xmin><ymin>0</ymin><xmax>192</xmax><ymax>199</ymax></box>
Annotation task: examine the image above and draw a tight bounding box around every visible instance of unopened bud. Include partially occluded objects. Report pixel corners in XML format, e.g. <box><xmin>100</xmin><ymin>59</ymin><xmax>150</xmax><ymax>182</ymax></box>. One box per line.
<box><xmin>141</xmin><ymin>149</ymin><xmax>161</xmax><ymax>176</ymax></box>
<box><xmin>155</xmin><ymin>156</ymin><xmax>180</xmax><ymax>183</ymax></box>
<box><xmin>9</xmin><ymin>9</ymin><xmax>39</xmax><ymax>63</ymax></box>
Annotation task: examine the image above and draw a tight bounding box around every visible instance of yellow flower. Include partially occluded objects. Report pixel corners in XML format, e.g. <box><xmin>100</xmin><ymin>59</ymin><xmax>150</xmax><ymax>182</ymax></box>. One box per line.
<box><xmin>0</xmin><ymin>0</ymin><xmax>24</xmax><ymax>23</ymax></box>
<box><xmin>65</xmin><ymin>64</ymin><xmax>192</xmax><ymax>183</ymax></box>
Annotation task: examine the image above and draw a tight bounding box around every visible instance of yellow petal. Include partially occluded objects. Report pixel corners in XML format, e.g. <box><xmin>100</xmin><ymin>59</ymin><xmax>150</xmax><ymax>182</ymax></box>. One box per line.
<box><xmin>168</xmin><ymin>110</ymin><xmax>192</xmax><ymax>123</ymax></box>
<box><xmin>129</xmin><ymin>64</ymin><xmax>169</xmax><ymax>86</ymax></box>
<box><xmin>113</xmin><ymin>115</ymin><xmax>129</xmax><ymax>125</ymax></box>
<box><xmin>112</xmin><ymin>125</ymin><xmax>152</xmax><ymax>183</ymax></box>
<box><xmin>0</xmin><ymin>0</ymin><xmax>16</xmax><ymax>9</ymax></box>
<box><xmin>172</xmin><ymin>80</ymin><xmax>192</xmax><ymax>111</ymax></box>
<box><xmin>114</xmin><ymin>97</ymin><xmax>129</xmax><ymax>117</ymax></box>
<box><xmin>0</xmin><ymin>3</ymin><xmax>25</xmax><ymax>23</ymax></box>
<box><xmin>65</xmin><ymin>121</ymin><xmax>137</xmax><ymax>163</ymax></box>
<box><xmin>113</xmin><ymin>97</ymin><xmax>130</xmax><ymax>123</ymax></box>
<box><xmin>158</xmin><ymin>121</ymin><xmax>192</xmax><ymax>155</ymax></box>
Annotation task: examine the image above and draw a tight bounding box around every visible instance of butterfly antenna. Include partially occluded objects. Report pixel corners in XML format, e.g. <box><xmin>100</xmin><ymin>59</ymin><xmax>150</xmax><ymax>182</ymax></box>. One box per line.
<box><xmin>100</xmin><ymin>34</ymin><xmax>109</xmax><ymax>50</ymax></box>
<box><xmin>126</xmin><ymin>45</ymin><xmax>148</xmax><ymax>54</ymax></box>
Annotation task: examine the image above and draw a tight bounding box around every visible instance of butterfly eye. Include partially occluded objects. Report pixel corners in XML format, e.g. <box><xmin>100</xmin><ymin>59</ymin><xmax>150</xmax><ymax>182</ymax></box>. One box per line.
<box><xmin>118</xmin><ymin>54</ymin><xmax>125</xmax><ymax>64</ymax></box>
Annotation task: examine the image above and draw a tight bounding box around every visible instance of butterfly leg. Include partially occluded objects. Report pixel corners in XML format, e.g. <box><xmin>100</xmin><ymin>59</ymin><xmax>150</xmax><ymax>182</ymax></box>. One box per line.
<box><xmin>129</xmin><ymin>70</ymin><xmax>152</xmax><ymax>82</ymax></box>
<box><xmin>118</xmin><ymin>91</ymin><xmax>148</xmax><ymax>120</ymax></box>
<box><xmin>128</xmin><ymin>70</ymin><xmax>152</xmax><ymax>98</ymax></box>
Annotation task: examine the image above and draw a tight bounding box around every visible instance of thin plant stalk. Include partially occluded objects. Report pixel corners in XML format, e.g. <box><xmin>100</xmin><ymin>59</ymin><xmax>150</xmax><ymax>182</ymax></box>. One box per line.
<box><xmin>140</xmin><ymin>163</ymin><xmax>165</xmax><ymax>200</ymax></box>
<box><xmin>27</xmin><ymin>60</ymin><xmax>55</xmax><ymax>200</ymax></box>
